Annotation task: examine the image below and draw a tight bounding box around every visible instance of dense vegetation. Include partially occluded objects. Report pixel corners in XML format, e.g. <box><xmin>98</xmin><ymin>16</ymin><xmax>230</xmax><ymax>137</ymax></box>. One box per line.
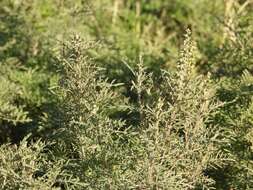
<box><xmin>0</xmin><ymin>0</ymin><xmax>253</xmax><ymax>189</ymax></box>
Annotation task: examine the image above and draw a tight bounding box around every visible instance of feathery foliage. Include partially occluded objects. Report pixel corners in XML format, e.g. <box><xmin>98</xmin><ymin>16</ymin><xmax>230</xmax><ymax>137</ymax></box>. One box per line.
<box><xmin>1</xmin><ymin>0</ymin><xmax>253</xmax><ymax>189</ymax></box>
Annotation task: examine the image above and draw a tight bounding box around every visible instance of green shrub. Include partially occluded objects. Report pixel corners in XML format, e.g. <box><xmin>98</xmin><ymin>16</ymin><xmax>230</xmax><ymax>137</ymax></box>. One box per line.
<box><xmin>1</xmin><ymin>0</ymin><xmax>253</xmax><ymax>189</ymax></box>
<box><xmin>47</xmin><ymin>31</ymin><xmax>226</xmax><ymax>189</ymax></box>
<box><xmin>0</xmin><ymin>136</ymin><xmax>84</xmax><ymax>190</ymax></box>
